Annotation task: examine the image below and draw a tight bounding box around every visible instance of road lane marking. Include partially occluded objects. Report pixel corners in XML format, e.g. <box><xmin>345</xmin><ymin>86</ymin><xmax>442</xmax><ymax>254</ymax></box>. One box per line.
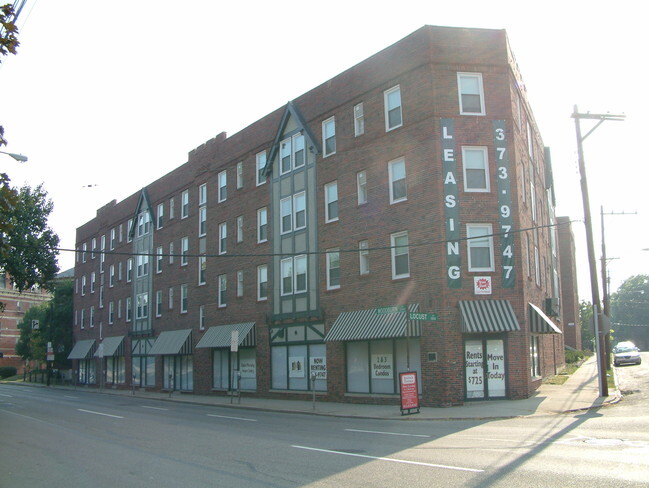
<box><xmin>0</xmin><ymin>393</ymin><xmax>13</xmax><ymax>397</ymax></box>
<box><xmin>64</xmin><ymin>395</ymin><xmax>79</xmax><ymax>399</ymax></box>
<box><xmin>292</xmin><ymin>445</ymin><xmax>484</xmax><ymax>473</ymax></box>
<box><xmin>141</xmin><ymin>405</ymin><xmax>168</xmax><ymax>411</ymax></box>
<box><xmin>77</xmin><ymin>408</ymin><xmax>124</xmax><ymax>419</ymax></box>
<box><xmin>207</xmin><ymin>413</ymin><xmax>257</xmax><ymax>422</ymax></box>
<box><xmin>345</xmin><ymin>428</ymin><xmax>430</xmax><ymax>438</ymax></box>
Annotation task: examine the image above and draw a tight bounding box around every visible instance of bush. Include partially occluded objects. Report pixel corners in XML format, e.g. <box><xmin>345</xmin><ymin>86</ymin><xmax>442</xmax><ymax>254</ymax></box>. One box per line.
<box><xmin>0</xmin><ymin>366</ymin><xmax>17</xmax><ymax>378</ymax></box>
<box><xmin>565</xmin><ymin>349</ymin><xmax>592</xmax><ymax>364</ymax></box>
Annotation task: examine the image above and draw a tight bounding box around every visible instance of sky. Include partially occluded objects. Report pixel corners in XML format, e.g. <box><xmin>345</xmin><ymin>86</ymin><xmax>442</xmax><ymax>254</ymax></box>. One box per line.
<box><xmin>2</xmin><ymin>0</ymin><xmax>647</xmax><ymax>302</ymax></box>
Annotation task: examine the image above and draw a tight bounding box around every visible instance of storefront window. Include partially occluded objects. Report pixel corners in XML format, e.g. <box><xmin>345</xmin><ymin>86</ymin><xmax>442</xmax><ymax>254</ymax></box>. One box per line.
<box><xmin>212</xmin><ymin>348</ymin><xmax>256</xmax><ymax>391</ymax></box>
<box><xmin>163</xmin><ymin>355</ymin><xmax>193</xmax><ymax>391</ymax></box>
<box><xmin>465</xmin><ymin>338</ymin><xmax>506</xmax><ymax>399</ymax></box>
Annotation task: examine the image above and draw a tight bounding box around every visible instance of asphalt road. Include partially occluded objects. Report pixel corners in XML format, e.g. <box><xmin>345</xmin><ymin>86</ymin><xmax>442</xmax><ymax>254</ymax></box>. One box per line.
<box><xmin>1</xmin><ymin>359</ymin><xmax>648</xmax><ymax>488</ymax></box>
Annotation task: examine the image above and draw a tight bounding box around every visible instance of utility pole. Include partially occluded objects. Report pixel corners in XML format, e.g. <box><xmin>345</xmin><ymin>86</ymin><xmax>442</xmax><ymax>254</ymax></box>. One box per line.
<box><xmin>572</xmin><ymin>106</ymin><xmax>625</xmax><ymax>397</ymax></box>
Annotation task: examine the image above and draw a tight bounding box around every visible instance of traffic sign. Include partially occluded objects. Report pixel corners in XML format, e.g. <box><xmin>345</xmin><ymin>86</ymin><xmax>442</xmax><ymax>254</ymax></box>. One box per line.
<box><xmin>408</xmin><ymin>312</ymin><xmax>438</xmax><ymax>322</ymax></box>
<box><xmin>376</xmin><ymin>305</ymin><xmax>407</xmax><ymax>314</ymax></box>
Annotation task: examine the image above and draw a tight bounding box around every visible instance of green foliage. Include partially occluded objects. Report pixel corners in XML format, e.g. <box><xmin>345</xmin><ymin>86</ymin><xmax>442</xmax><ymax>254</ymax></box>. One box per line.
<box><xmin>610</xmin><ymin>274</ymin><xmax>649</xmax><ymax>326</ymax></box>
<box><xmin>0</xmin><ymin>184</ymin><xmax>60</xmax><ymax>292</ymax></box>
<box><xmin>579</xmin><ymin>300</ymin><xmax>595</xmax><ymax>350</ymax></box>
<box><xmin>565</xmin><ymin>349</ymin><xmax>592</xmax><ymax>364</ymax></box>
<box><xmin>0</xmin><ymin>4</ymin><xmax>20</xmax><ymax>60</ymax></box>
<box><xmin>0</xmin><ymin>366</ymin><xmax>17</xmax><ymax>378</ymax></box>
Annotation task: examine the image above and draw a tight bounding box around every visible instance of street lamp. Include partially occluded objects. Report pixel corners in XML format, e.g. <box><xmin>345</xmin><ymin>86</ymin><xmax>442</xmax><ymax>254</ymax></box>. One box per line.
<box><xmin>0</xmin><ymin>150</ymin><xmax>28</xmax><ymax>162</ymax></box>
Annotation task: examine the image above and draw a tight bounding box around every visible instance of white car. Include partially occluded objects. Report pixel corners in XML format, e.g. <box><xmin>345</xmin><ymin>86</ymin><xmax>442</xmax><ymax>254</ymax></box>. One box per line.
<box><xmin>613</xmin><ymin>342</ymin><xmax>642</xmax><ymax>366</ymax></box>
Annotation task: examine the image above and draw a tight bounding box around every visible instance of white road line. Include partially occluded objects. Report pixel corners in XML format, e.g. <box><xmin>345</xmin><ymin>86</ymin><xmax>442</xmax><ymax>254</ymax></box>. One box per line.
<box><xmin>292</xmin><ymin>445</ymin><xmax>484</xmax><ymax>473</ymax></box>
<box><xmin>141</xmin><ymin>405</ymin><xmax>168</xmax><ymax>411</ymax></box>
<box><xmin>0</xmin><ymin>393</ymin><xmax>13</xmax><ymax>397</ymax></box>
<box><xmin>207</xmin><ymin>413</ymin><xmax>257</xmax><ymax>422</ymax></box>
<box><xmin>345</xmin><ymin>428</ymin><xmax>430</xmax><ymax>438</ymax></box>
<box><xmin>77</xmin><ymin>408</ymin><xmax>124</xmax><ymax>419</ymax></box>
<box><xmin>64</xmin><ymin>395</ymin><xmax>79</xmax><ymax>399</ymax></box>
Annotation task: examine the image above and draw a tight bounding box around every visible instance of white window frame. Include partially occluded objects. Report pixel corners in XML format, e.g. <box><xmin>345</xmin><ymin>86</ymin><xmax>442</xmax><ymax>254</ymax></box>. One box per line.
<box><xmin>168</xmin><ymin>287</ymin><xmax>174</xmax><ymax>310</ymax></box>
<box><xmin>169</xmin><ymin>197</ymin><xmax>175</xmax><ymax>220</ymax></box>
<box><xmin>136</xmin><ymin>292</ymin><xmax>148</xmax><ymax>320</ymax></box>
<box><xmin>181</xmin><ymin>190</ymin><xmax>189</xmax><ymax>219</ymax></box>
<box><xmin>256</xmin><ymin>151</ymin><xmax>267</xmax><ymax>186</ymax></box>
<box><xmin>199</xmin><ymin>183</ymin><xmax>207</xmax><ymax>206</ymax></box>
<box><xmin>156</xmin><ymin>247</ymin><xmax>163</xmax><ymax>274</ymax></box>
<box><xmin>257</xmin><ymin>207</ymin><xmax>268</xmax><ymax>243</ymax></box>
<box><xmin>180</xmin><ymin>284</ymin><xmax>188</xmax><ymax>313</ymax></box>
<box><xmin>458</xmin><ymin>72</ymin><xmax>485</xmax><ymax>116</ymax></box>
<box><xmin>81</xmin><ymin>275</ymin><xmax>86</xmax><ymax>296</ymax></box>
<box><xmin>466</xmin><ymin>224</ymin><xmax>495</xmax><ymax>272</ymax></box>
<box><xmin>218</xmin><ymin>222</ymin><xmax>227</xmax><ymax>254</ymax></box>
<box><xmin>110</xmin><ymin>228</ymin><xmax>116</xmax><ymax>250</ymax></box>
<box><xmin>127</xmin><ymin>258</ymin><xmax>133</xmax><ymax>282</ymax></box>
<box><xmin>126</xmin><ymin>297</ymin><xmax>132</xmax><ymax>322</ymax></box>
<box><xmin>199</xmin><ymin>305</ymin><xmax>205</xmax><ymax>331</ymax></box>
<box><xmin>326</xmin><ymin>249</ymin><xmax>340</xmax><ymax>290</ymax></box>
<box><xmin>391</xmin><ymin>231</ymin><xmax>410</xmax><ymax>279</ymax></box>
<box><xmin>236</xmin><ymin>162</ymin><xmax>243</xmax><ymax>189</ymax></box>
<box><xmin>237</xmin><ymin>215</ymin><xmax>243</xmax><ymax>243</ymax></box>
<box><xmin>136</xmin><ymin>254</ymin><xmax>149</xmax><ymax>278</ymax></box>
<box><xmin>294</xmin><ymin>255</ymin><xmax>307</xmax><ymax>294</ymax></box>
<box><xmin>280</xmin><ymin>197</ymin><xmax>292</xmax><ymax>235</ymax></box>
<box><xmin>198</xmin><ymin>255</ymin><xmax>206</xmax><ymax>285</ymax></box>
<box><xmin>357</xmin><ymin>170</ymin><xmax>367</xmax><ymax>205</ymax></box>
<box><xmin>91</xmin><ymin>238</ymin><xmax>96</xmax><ymax>259</ymax></box>
<box><xmin>384</xmin><ymin>85</ymin><xmax>403</xmax><ymax>131</ymax></box>
<box><xmin>324</xmin><ymin>181</ymin><xmax>338</xmax><ymax>223</ymax></box>
<box><xmin>280</xmin><ymin>136</ymin><xmax>292</xmax><ymax>175</ymax></box>
<box><xmin>198</xmin><ymin>206</ymin><xmax>207</xmax><ymax>237</ymax></box>
<box><xmin>322</xmin><ymin>116</ymin><xmax>336</xmax><ymax>157</ymax></box>
<box><xmin>237</xmin><ymin>270</ymin><xmax>244</xmax><ymax>297</ymax></box>
<box><xmin>280</xmin><ymin>258</ymin><xmax>293</xmax><ymax>296</ymax></box>
<box><xmin>218</xmin><ymin>274</ymin><xmax>227</xmax><ymax>308</ymax></box>
<box><xmin>462</xmin><ymin>146</ymin><xmax>490</xmax><ymax>192</ymax></box>
<box><xmin>90</xmin><ymin>272</ymin><xmax>95</xmax><ymax>293</ymax></box>
<box><xmin>218</xmin><ymin>170</ymin><xmax>227</xmax><ymax>202</ymax></box>
<box><xmin>293</xmin><ymin>192</ymin><xmax>306</xmax><ymax>231</ymax></box>
<box><xmin>257</xmin><ymin>265</ymin><xmax>268</xmax><ymax>301</ymax></box>
<box><xmin>156</xmin><ymin>290</ymin><xmax>162</xmax><ymax>317</ymax></box>
<box><xmin>353</xmin><ymin>102</ymin><xmax>364</xmax><ymax>136</ymax></box>
<box><xmin>359</xmin><ymin>240</ymin><xmax>369</xmax><ymax>275</ymax></box>
<box><xmin>109</xmin><ymin>265</ymin><xmax>115</xmax><ymax>287</ymax></box>
<box><xmin>388</xmin><ymin>158</ymin><xmax>407</xmax><ymax>204</ymax></box>
<box><xmin>108</xmin><ymin>301</ymin><xmax>114</xmax><ymax>324</ymax></box>
<box><xmin>181</xmin><ymin>237</ymin><xmax>189</xmax><ymax>266</ymax></box>
<box><xmin>292</xmin><ymin>133</ymin><xmax>305</xmax><ymax>169</ymax></box>
<box><xmin>157</xmin><ymin>203</ymin><xmax>164</xmax><ymax>229</ymax></box>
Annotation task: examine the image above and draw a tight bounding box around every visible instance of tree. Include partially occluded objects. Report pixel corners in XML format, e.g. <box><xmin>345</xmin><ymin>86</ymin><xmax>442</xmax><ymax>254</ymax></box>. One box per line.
<box><xmin>16</xmin><ymin>279</ymin><xmax>73</xmax><ymax>368</ymax></box>
<box><xmin>579</xmin><ymin>300</ymin><xmax>595</xmax><ymax>351</ymax></box>
<box><xmin>1</xmin><ymin>3</ymin><xmax>20</xmax><ymax>146</ymax></box>
<box><xmin>610</xmin><ymin>274</ymin><xmax>649</xmax><ymax>329</ymax></box>
<box><xmin>0</xmin><ymin>184</ymin><xmax>60</xmax><ymax>292</ymax></box>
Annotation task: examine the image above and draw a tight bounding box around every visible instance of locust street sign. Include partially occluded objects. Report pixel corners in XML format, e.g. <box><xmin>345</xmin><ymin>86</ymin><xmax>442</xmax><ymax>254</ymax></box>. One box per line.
<box><xmin>408</xmin><ymin>312</ymin><xmax>438</xmax><ymax>322</ymax></box>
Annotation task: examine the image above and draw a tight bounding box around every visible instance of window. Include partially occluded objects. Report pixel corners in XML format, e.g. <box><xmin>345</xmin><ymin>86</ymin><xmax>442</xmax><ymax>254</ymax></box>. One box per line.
<box><xmin>91</xmin><ymin>238</ymin><xmax>96</xmax><ymax>259</ymax></box>
<box><xmin>354</xmin><ymin>103</ymin><xmax>364</xmax><ymax>136</ymax></box>
<box><xmin>90</xmin><ymin>306</ymin><xmax>95</xmax><ymax>328</ymax></box>
<box><xmin>281</xmin><ymin>258</ymin><xmax>293</xmax><ymax>295</ymax></box>
<box><xmin>237</xmin><ymin>215</ymin><xmax>243</xmax><ymax>243</ymax></box>
<box><xmin>90</xmin><ymin>272</ymin><xmax>96</xmax><ymax>293</ymax></box>
<box><xmin>137</xmin><ymin>212</ymin><xmax>151</xmax><ymax>238</ymax></box>
<box><xmin>136</xmin><ymin>254</ymin><xmax>149</xmax><ymax>277</ymax></box>
<box><xmin>136</xmin><ymin>293</ymin><xmax>148</xmax><ymax>320</ymax></box>
<box><xmin>467</xmin><ymin>224</ymin><xmax>494</xmax><ymax>272</ymax></box>
<box><xmin>180</xmin><ymin>284</ymin><xmax>188</xmax><ymax>313</ymax></box>
<box><xmin>127</xmin><ymin>219</ymin><xmax>133</xmax><ymax>242</ymax></box>
<box><xmin>81</xmin><ymin>275</ymin><xmax>86</xmax><ymax>295</ymax></box>
<box><xmin>181</xmin><ymin>190</ymin><xmax>189</xmax><ymax>219</ymax></box>
<box><xmin>199</xmin><ymin>183</ymin><xmax>207</xmax><ymax>206</ymax></box>
<box><xmin>80</xmin><ymin>309</ymin><xmax>85</xmax><ymax>329</ymax></box>
<box><xmin>109</xmin><ymin>265</ymin><xmax>115</xmax><ymax>287</ymax></box>
<box><xmin>118</xmin><ymin>261</ymin><xmax>122</xmax><ymax>281</ymax></box>
<box><xmin>384</xmin><ymin>85</ymin><xmax>402</xmax><ymax>131</ymax></box>
<box><xmin>218</xmin><ymin>223</ymin><xmax>227</xmax><ymax>254</ymax></box>
<box><xmin>156</xmin><ymin>247</ymin><xmax>163</xmax><ymax>273</ymax></box>
<box><xmin>156</xmin><ymin>290</ymin><xmax>162</xmax><ymax>317</ymax></box>
<box><xmin>326</xmin><ymin>249</ymin><xmax>340</xmax><ymax>290</ymax></box>
<box><xmin>280</xmin><ymin>137</ymin><xmax>292</xmax><ymax>174</ymax></box>
<box><xmin>199</xmin><ymin>305</ymin><xmax>205</xmax><ymax>331</ymax></box>
<box><xmin>388</xmin><ymin>158</ymin><xmax>407</xmax><ymax>203</ymax></box>
<box><xmin>237</xmin><ymin>162</ymin><xmax>243</xmax><ymax>189</ymax></box>
<box><xmin>280</xmin><ymin>197</ymin><xmax>292</xmax><ymax>234</ymax></box>
<box><xmin>391</xmin><ymin>231</ymin><xmax>410</xmax><ymax>279</ymax></box>
<box><xmin>169</xmin><ymin>197</ymin><xmax>175</xmax><ymax>220</ymax></box>
<box><xmin>109</xmin><ymin>302</ymin><xmax>114</xmax><ymax>324</ymax></box>
<box><xmin>257</xmin><ymin>207</ymin><xmax>268</xmax><ymax>243</ymax></box>
<box><xmin>359</xmin><ymin>240</ymin><xmax>369</xmax><ymax>275</ymax></box>
<box><xmin>295</xmin><ymin>255</ymin><xmax>307</xmax><ymax>293</ymax></box>
<box><xmin>530</xmin><ymin>335</ymin><xmax>541</xmax><ymax>377</ymax></box>
<box><xmin>126</xmin><ymin>297</ymin><xmax>132</xmax><ymax>322</ymax></box>
<box><xmin>127</xmin><ymin>258</ymin><xmax>133</xmax><ymax>282</ymax></box>
<box><xmin>462</xmin><ymin>147</ymin><xmax>489</xmax><ymax>192</ymax></box>
<box><xmin>256</xmin><ymin>151</ymin><xmax>267</xmax><ymax>186</ymax></box>
<box><xmin>157</xmin><ymin>203</ymin><xmax>164</xmax><ymax>229</ymax></box>
<box><xmin>181</xmin><ymin>237</ymin><xmax>189</xmax><ymax>265</ymax></box>
<box><xmin>218</xmin><ymin>274</ymin><xmax>227</xmax><ymax>308</ymax></box>
<box><xmin>237</xmin><ymin>270</ymin><xmax>244</xmax><ymax>297</ymax></box>
<box><xmin>168</xmin><ymin>287</ymin><xmax>174</xmax><ymax>310</ymax></box>
<box><xmin>82</xmin><ymin>243</ymin><xmax>87</xmax><ymax>263</ymax></box>
<box><xmin>293</xmin><ymin>133</ymin><xmax>305</xmax><ymax>169</ymax></box>
<box><xmin>322</xmin><ymin>117</ymin><xmax>336</xmax><ymax>157</ymax></box>
<box><xmin>100</xmin><ymin>235</ymin><xmax>106</xmax><ymax>272</ymax></box>
<box><xmin>280</xmin><ymin>133</ymin><xmax>306</xmax><ymax>174</ymax></box>
<box><xmin>110</xmin><ymin>228</ymin><xmax>116</xmax><ymax>250</ymax></box>
<box><xmin>198</xmin><ymin>256</ymin><xmax>206</xmax><ymax>285</ymax></box>
<box><xmin>325</xmin><ymin>181</ymin><xmax>338</xmax><ymax>222</ymax></box>
<box><xmin>198</xmin><ymin>206</ymin><xmax>207</xmax><ymax>236</ymax></box>
<box><xmin>119</xmin><ymin>223</ymin><xmax>123</xmax><ymax>243</ymax></box>
<box><xmin>117</xmin><ymin>299</ymin><xmax>122</xmax><ymax>319</ymax></box>
<box><xmin>169</xmin><ymin>242</ymin><xmax>174</xmax><ymax>264</ymax></box>
<box><xmin>218</xmin><ymin>171</ymin><xmax>227</xmax><ymax>202</ymax></box>
<box><xmin>294</xmin><ymin>192</ymin><xmax>306</xmax><ymax>230</ymax></box>
<box><xmin>280</xmin><ymin>256</ymin><xmax>307</xmax><ymax>295</ymax></box>
<box><xmin>99</xmin><ymin>285</ymin><xmax>104</xmax><ymax>308</ymax></box>
<box><xmin>357</xmin><ymin>170</ymin><xmax>367</xmax><ymax>205</ymax></box>
<box><xmin>257</xmin><ymin>265</ymin><xmax>268</xmax><ymax>301</ymax></box>
<box><xmin>458</xmin><ymin>72</ymin><xmax>485</xmax><ymax>115</ymax></box>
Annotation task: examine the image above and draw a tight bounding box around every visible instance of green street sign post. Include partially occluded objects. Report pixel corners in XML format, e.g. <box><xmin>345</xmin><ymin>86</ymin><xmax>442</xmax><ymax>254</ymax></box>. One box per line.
<box><xmin>408</xmin><ymin>312</ymin><xmax>438</xmax><ymax>322</ymax></box>
<box><xmin>375</xmin><ymin>305</ymin><xmax>407</xmax><ymax>315</ymax></box>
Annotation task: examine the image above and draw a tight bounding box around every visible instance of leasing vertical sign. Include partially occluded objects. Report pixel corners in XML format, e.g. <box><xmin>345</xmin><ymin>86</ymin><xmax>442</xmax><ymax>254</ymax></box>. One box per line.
<box><xmin>441</xmin><ymin>119</ymin><xmax>461</xmax><ymax>288</ymax></box>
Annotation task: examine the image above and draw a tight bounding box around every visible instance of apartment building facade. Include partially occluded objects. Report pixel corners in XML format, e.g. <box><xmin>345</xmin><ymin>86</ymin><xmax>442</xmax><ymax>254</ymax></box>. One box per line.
<box><xmin>71</xmin><ymin>26</ymin><xmax>567</xmax><ymax>406</ymax></box>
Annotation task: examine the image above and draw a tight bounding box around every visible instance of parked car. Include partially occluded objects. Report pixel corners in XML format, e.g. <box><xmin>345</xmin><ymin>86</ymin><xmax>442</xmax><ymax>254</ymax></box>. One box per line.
<box><xmin>612</xmin><ymin>341</ymin><xmax>642</xmax><ymax>366</ymax></box>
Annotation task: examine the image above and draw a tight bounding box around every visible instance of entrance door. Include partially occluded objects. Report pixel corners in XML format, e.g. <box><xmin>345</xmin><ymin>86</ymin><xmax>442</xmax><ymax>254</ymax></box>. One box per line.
<box><xmin>464</xmin><ymin>338</ymin><xmax>506</xmax><ymax>399</ymax></box>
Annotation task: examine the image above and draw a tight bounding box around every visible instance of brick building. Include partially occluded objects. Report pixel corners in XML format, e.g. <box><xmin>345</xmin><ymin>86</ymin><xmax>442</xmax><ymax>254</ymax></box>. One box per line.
<box><xmin>557</xmin><ymin>216</ymin><xmax>582</xmax><ymax>350</ymax></box>
<box><xmin>71</xmin><ymin>25</ymin><xmax>571</xmax><ymax>406</ymax></box>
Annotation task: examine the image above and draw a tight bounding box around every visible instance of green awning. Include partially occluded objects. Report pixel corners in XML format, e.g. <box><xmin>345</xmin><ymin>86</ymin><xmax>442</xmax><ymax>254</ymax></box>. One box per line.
<box><xmin>67</xmin><ymin>339</ymin><xmax>96</xmax><ymax>360</ymax></box>
<box><xmin>94</xmin><ymin>336</ymin><xmax>125</xmax><ymax>357</ymax></box>
<box><xmin>149</xmin><ymin>329</ymin><xmax>193</xmax><ymax>355</ymax></box>
<box><xmin>196</xmin><ymin>322</ymin><xmax>256</xmax><ymax>348</ymax></box>
<box><xmin>459</xmin><ymin>300</ymin><xmax>520</xmax><ymax>333</ymax></box>
<box><xmin>324</xmin><ymin>304</ymin><xmax>420</xmax><ymax>342</ymax></box>
<box><xmin>529</xmin><ymin>303</ymin><xmax>562</xmax><ymax>334</ymax></box>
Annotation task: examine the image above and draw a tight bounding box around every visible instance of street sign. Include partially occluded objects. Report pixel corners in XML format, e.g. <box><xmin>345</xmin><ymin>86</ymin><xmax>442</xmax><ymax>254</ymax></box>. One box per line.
<box><xmin>375</xmin><ymin>305</ymin><xmax>407</xmax><ymax>315</ymax></box>
<box><xmin>230</xmin><ymin>330</ymin><xmax>239</xmax><ymax>352</ymax></box>
<box><xmin>31</xmin><ymin>320</ymin><xmax>39</xmax><ymax>330</ymax></box>
<box><xmin>408</xmin><ymin>312</ymin><xmax>438</xmax><ymax>322</ymax></box>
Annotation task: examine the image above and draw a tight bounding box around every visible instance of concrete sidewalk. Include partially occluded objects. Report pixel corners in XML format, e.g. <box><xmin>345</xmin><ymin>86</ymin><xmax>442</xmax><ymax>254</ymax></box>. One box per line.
<box><xmin>5</xmin><ymin>355</ymin><xmax>620</xmax><ymax>420</ymax></box>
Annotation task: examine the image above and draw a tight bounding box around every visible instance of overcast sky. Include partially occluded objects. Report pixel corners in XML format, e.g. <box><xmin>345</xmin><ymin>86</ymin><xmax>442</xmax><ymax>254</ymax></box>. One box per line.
<box><xmin>2</xmin><ymin>0</ymin><xmax>646</xmax><ymax>301</ymax></box>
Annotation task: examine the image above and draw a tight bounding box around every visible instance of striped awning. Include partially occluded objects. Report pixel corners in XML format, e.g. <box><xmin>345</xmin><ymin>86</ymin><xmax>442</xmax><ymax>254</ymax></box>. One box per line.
<box><xmin>94</xmin><ymin>336</ymin><xmax>125</xmax><ymax>358</ymax></box>
<box><xmin>459</xmin><ymin>300</ymin><xmax>520</xmax><ymax>333</ymax></box>
<box><xmin>529</xmin><ymin>303</ymin><xmax>563</xmax><ymax>334</ymax></box>
<box><xmin>196</xmin><ymin>322</ymin><xmax>256</xmax><ymax>349</ymax></box>
<box><xmin>149</xmin><ymin>329</ymin><xmax>193</xmax><ymax>355</ymax></box>
<box><xmin>324</xmin><ymin>304</ymin><xmax>420</xmax><ymax>342</ymax></box>
<box><xmin>67</xmin><ymin>339</ymin><xmax>96</xmax><ymax>360</ymax></box>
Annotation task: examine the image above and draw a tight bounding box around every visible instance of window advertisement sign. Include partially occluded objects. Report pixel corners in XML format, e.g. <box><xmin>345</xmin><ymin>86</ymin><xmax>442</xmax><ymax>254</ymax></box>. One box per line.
<box><xmin>473</xmin><ymin>276</ymin><xmax>492</xmax><ymax>295</ymax></box>
<box><xmin>239</xmin><ymin>357</ymin><xmax>256</xmax><ymax>379</ymax></box>
<box><xmin>465</xmin><ymin>340</ymin><xmax>485</xmax><ymax>399</ymax></box>
<box><xmin>486</xmin><ymin>339</ymin><xmax>506</xmax><ymax>397</ymax></box>
<box><xmin>289</xmin><ymin>356</ymin><xmax>305</xmax><ymax>378</ymax></box>
<box><xmin>399</xmin><ymin>371</ymin><xmax>419</xmax><ymax>414</ymax></box>
<box><xmin>309</xmin><ymin>356</ymin><xmax>327</xmax><ymax>379</ymax></box>
<box><xmin>371</xmin><ymin>354</ymin><xmax>393</xmax><ymax>379</ymax></box>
